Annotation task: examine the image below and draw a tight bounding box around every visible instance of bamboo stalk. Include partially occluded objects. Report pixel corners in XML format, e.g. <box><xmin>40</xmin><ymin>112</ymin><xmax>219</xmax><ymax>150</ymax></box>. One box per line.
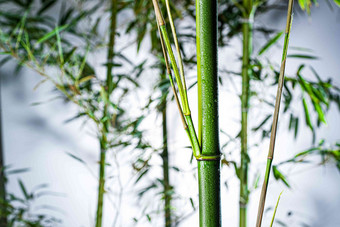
<box><xmin>239</xmin><ymin>0</ymin><xmax>253</xmax><ymax>225</ymax></box>
<box><xmin>161</xmin><ymin>81</ymin><xmax>172</xmax><ymax>227</ymax></box>
<box><xmin>95</xmin><ymin>0</ymin><xmax>117</xmax><ymax>226</ymax></box>
<box><xmin>0</xmin><ymin>76</ymin><xmax>7</xmax><ymax>226</ymax></box>
<box><xmin>96</xmin><ymin>146</ymin><xmax>106</xmax><ymax>227</ymax></box>
<box><xmin>196</xmin><ymin>0</ymin><xmax>221</xmax><ymax>226</ymax></box>
<box><xmin>255</xmin><ymin>1</ymin><xmax>294</xmax><ymax>226</ymax></box>
<box><xmin>238</xmin><ymin>1</ymin><xmax>262</xmax><ymax>225</ymax></box>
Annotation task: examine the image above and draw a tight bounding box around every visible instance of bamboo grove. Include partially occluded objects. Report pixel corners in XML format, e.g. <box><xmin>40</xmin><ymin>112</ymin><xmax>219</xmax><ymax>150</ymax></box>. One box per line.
<box><xmin>0</xmin><ymin>0</ymin><xmax>340</xmax><ymax>226</ymax></box>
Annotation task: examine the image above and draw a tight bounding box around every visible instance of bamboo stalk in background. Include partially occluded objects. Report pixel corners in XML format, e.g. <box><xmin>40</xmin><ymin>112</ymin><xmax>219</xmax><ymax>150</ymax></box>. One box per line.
<box><xmin>239</xmin><ymin>0</ymin><xmax>253</xmax><ymax>226</ymax></box>
<box><xmin>255</xmin><ymin>1</ymin><xmax>294</xmax><ymax>226</ymax></box>
<box><xmin>95</xmin><ymin>0</ymin><xmax>117</xmax><ymax>226</ymax></box>
<box><xmin>161</xmin><ymin>75</ymin><xmax>172</xmax><ymax>227</ymax></box>
<box><xmin>0</xmin><ymin>75</ymin><xmax>7</xmax><ymax>226</ymax></box>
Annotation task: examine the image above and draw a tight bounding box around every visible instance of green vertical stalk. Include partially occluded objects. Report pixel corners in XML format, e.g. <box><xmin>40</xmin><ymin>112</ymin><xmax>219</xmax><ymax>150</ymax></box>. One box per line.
<box><xmin>161</xmin><ymin>78</ymin><xmax>172</xmax><ymax>226</ymax></box>
<box><xmin>239</xmin><ymin>1</ymin><xmax>253</xmax><ymax>226</ymax></box>
<box><xmin>0</xmin><ymin>76</ymin><xmax>7</xmax><ymax>226</ymax></box>
<box><xmin>96</xmin><ymin>144</ymin><xmax>106</xmax><ymax>227</ymax></box>
<box><xmin>95</xmin><ymin>0</ymin><xmax>117</xmax><ymax>226</ymax></box>
<box><xmin>255</xmin><ymin>1</ymin><xmax>294</xmax><ymax>226</ymax></box>
<box><xmin>196</xmin><ymin>0</ymin><xmax>221</xmax><ymax>226</ymax></box>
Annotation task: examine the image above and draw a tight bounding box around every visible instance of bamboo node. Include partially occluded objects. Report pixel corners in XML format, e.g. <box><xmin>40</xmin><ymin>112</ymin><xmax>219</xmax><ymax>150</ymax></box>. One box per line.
<box><xmin>196</xmin><ymin>154</ymin><xmax>221</xmax><ymax>161</ymax></box>
<box><xmin>239</xmin><ymin>201</ymin><xmax>247</xmax><ymax>208</ymax></box>
<box><xmin>240</xmin><ymin>17</ymin><xmax>254</xmax><ymax>24</ymax></box>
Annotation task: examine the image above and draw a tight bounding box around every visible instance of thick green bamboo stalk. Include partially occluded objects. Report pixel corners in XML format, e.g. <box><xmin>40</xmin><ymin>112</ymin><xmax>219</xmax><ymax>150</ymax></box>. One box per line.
<box><xmin>95</xmin><ymin>0</ymin><xmax>117</xmax><ymax>226</ymax></box>
<box><xmin>239</xmin><ymin>1</ymin><xmax>253</xmax><ymax>226</ymax></box>
<box><xmin>0</xmin><ymin>76</ymin><xmax>7</xmax><ymax>226</ymax></box>
<box><xmin>161</xmin><ymin>86</ymin><xmax>172</xmax><ymax>227</ymax></box>
<box><xmin>196</xmin><ymin>0</ymin><xmax>221</xmax><ymax>226</ymax></box>
<box><xmin>255</xmin><ymin>1</ymin><xmax>294</xmax><ymax>226</ymax></box>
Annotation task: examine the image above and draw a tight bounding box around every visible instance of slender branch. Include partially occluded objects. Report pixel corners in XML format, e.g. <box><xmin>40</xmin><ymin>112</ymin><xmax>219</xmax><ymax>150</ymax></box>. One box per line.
<box><xmin>255</xmin><ymin>1</ymin><xmax>294</xmax><ymax>226</ymax></box>
<box><xmin>157</xmin><ymin>23</ymin><xmax>187</xmax><ymax>130</ymax></box>
<box><xmin>164</xmin><ymin>0</ymin><xmax>189</xmax><ymax>108</ymax></box>
<box><xmin>152</xmin><ymin>0</ymin><xmax>201</xmax><ymax>158</ymax></box>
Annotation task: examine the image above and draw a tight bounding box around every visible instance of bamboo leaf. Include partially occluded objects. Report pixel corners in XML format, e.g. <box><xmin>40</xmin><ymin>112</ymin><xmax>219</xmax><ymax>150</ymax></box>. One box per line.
<box><xmin>189</xmin><ymin>197</ymin><xmax>196</xmax><ymax>210</ymax></box>
<box><xmin>287</xmin><ymin>54</ymin><xmax>318</xmax><ymax>59</ymax></box>
<box><xmin>252</xmin><ymin>115</ymin><xmax>272</xmax><ymax>131</ymax></box>
<box><xmin>135</xmin><ymin>169</ymin><xmax>149</xmax><ymax>184</ymax></box>
<box><xmin>302</xmin><ymin>98</ymin><xmax>313</xmax><ymax>131</ymax></box>
<box><xmin>65</xmin><ymin>152</ymin><xmax>86</xmax><ymax>164</ymax></box>
<box><xmin>272</xmin><ymin>166</ymin><xmax>290</xmax><ymax>188</ymax></box>
<box><xmin>78</xmin><ymin>75</ymin><xmax>94</xmax><ymax>84</ymax></box>
<box><xmin>18</xmin><ymin>179</ymin><xmax>30</xmax><ymax>200</ymax></box>
<box><xmin>335</xmin><ymin>0</ymin><xmax>340</xmax><ymax>7</ymax></box>
<box><xmin>55</xmin><ymin>26</ymin><xmax>64</xmax><ymax>65</ymax></box>
<box><xmin>38</xmin><ymin>0</ymin><xmax>57</xmax><ymax>15</ymax></box>
<box><xmin>312</xmin><ymin>100</ymin><xmax>327</xmax><ymax>124</ymax></box>
<box><xmin>6</xmin><ymin>168</ymin><xmax>30</xmax><ymax>175</ymax></box>
<box><xmin>258</xmin><ymin>31</ymin><xmax>284</xmax><ymax>55</ymax></box>
<box><xmin>36</xmin><ymin>24</ymin><xmax>68</xmax><ymax>44</ymax></box>
<box><xmin>298</xmin><ymin>0</ymin><xmax>307</xmax><ymax>10</ymax></box>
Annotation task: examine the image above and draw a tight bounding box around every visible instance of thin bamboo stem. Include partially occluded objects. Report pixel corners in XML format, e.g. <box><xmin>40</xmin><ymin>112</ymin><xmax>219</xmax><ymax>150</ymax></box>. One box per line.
<box><xmin>153</xmin><ymin>0</ymin><xmax>201</xmax><ymax>158</ymax></box>
<box><xmin>0</xmin><ymin>76</ymin><xmax>7</xmax><ymax>226</ymax></box>
<box><xmin>164</xmin><ymin>0</ymin><xmax>188</xmax><ymax>104</ymax></box>
<box><xmin>157</xmin><ymin>23</ymin><xmax>187</xmax><ymax>130</ymax></box>
<box><xmin>161</xmin><ymin>86</ymin><xmax>172</xmax><ymax>227</ymax></box>
<box><xmin>255</xmin><ymin>1</ymin><xmax>294</xmax><ymax>226</ymax></box>
<box><xmin>196</xmin><ymin>0</ymin><xmax>221</xmax><ymax>226</ymax></box>
<box><xmin>270</xmin><ymin>192</ymin><xmax>283</xmax><ymax>227</ymax></box>
<box><xmin>96</xmin><ymin>147</ymin><xmax>106</xmax><ymax>227</ymax></box>
<box><xmin>96</xmin><ymin>0</ymin><xmax>117</xmax><ymax>226</ymax></box>
<box><xmin>159</xmin><ymin>25</ymin><xmax>189</xmax><ymax>114</ymax></box>
<box><xmin>239</xmin><ymin>0</ymin><xmax>253</xmax><ymax>225</ymax></box>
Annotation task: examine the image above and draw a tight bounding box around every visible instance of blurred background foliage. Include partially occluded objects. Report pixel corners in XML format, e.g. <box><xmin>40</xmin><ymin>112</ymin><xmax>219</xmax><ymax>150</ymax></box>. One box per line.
<box><xmin>0</xmin><ymin>0</ymin><xmax>339</xmax><ymax>226</ymax></box>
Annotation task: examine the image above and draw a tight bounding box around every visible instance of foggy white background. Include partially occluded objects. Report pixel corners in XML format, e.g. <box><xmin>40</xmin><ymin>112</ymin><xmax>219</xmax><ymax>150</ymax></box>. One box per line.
<box><xmin>1</xmin><ymin>1</ymin><xmax>340</xmax><ymax>226</ymax></box>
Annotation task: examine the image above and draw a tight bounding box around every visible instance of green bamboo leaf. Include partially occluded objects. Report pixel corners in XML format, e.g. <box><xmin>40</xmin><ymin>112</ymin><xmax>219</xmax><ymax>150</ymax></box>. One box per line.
<box><xmin>6</xmin><ymin>168</ymin><xmax>30</xmax><ymax>175</ymax></box>
<box><xmin>287</xmin><ymin>54</ymin><xmax>318</xmax><ymax>59</ymax></box>
<box><xmin>302</xmin><ymin>98</ymin><xmax>313</xmax><ymax>131</ymax></box>
<box><xmin>311</xmin><ymin>100</ymin><xmax>327</xmax><ymax>124</ymax></box>
<box><xmin>258</xmin><ymin>31</ymin><xmax>284</xmax><ymax>55</ymax></box>
<box><xmin>38</xmin><ymin>0</ymin><xmax>57</xmax><ymax>15</ymax></box>
<box><xmin>334</xmin><ymin>0</ymin><xmax>340</xmax><ymax>7</ymax></box>
<box><xmin>18</xmin><ymin>179</ymin><xmax>30</xmax><ymax>200</ymax></box>
<box><xmin>189</xmin><ymin>198</ymin><xmax>196</xmax><ymax>210</ymax></box>
<box><xmin>135</xmin><ymin>169</ymin><xmax>149</xmax><ymax>184</ymax></box>
<box><xmin>55</xmin><ymin>26</ymin><xmax>64</xmax><ymax>65</ymax></box>
<box><xmin>272</xmin><ymin>166</ymin><xmax>290</xmax><ymax>188</ymax></box>
<box><xmin>36</xmin><ymin>24</ymin><xmax>68</xmax><ymax>44</ymax></box>
<box><xmin>294</xmin><ymin>148</ymin><xmax>317</xmax><ymax>158</ymax></box>
<box><xmin>65</xmin><ymin>152</ymin><xmax>86</xmax><ymax>164</ymax></box>
<box><xmin>294</xmin><ymin>117</ymin><xmax>299</xmax><ymax>139</ymax></box>
<box><xmin>78</xmin><ymin>75</ymin><xmax>94</xmax><ymax>84</ymax></box>
<box><xmin>252</xmin><ymin>115</ymin><xmax>272</xmax><ymax>131</ymax></box>
<box><xmin>298</xmin><ymin>0</ymin><xmax>306</xmax><ymax>10</ymax></box>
